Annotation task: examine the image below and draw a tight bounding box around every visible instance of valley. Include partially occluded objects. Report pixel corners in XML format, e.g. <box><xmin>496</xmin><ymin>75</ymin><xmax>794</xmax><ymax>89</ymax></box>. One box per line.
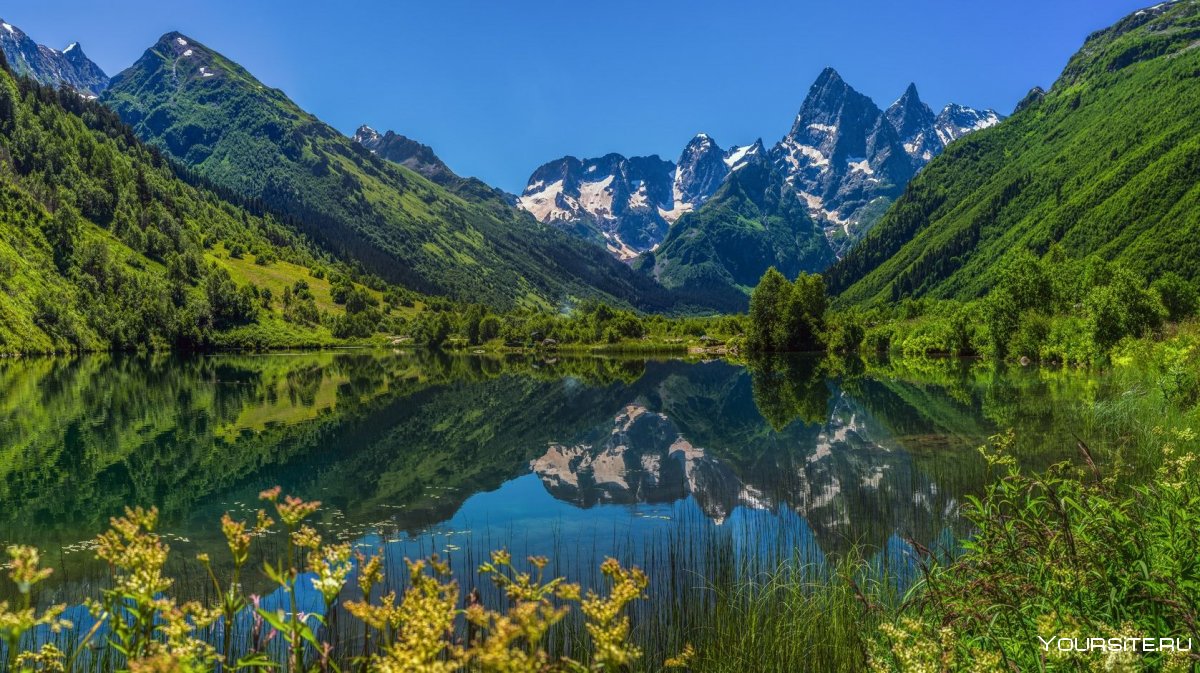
<box><xmin>0</xmin><ymin>2</ymin><xmax>1196</xmax><ymax>671</ymax></box>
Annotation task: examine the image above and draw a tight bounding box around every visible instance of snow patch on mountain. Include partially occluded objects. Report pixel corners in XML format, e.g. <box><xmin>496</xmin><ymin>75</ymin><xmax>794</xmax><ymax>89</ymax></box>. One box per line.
<box><xmin>576</xmin><ymin>175</ymin><xmax>615</xmax><ymax>216</ymax></box>
<box><xmin>724</xmin><ymin>145</ymin><xmax>752</xmax><ymax>168</ymax></box>
<box><xmin>517</xmin><ymin>180</ymin><xmax>570</xmax><ymax>222</ymax></box>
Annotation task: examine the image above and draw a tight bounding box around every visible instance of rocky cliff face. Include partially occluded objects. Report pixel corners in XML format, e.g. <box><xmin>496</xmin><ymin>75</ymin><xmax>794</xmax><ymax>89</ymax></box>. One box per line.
<box><xmin>770</xmin><ymin>68</ymin><xmax>916</xmax><ymax>248</ymax></box>
<box><xmin>0</xmin><ymin>19</ymin><xmax>108</xmax><ymax>96</ymax></box>
<box><xmin>354</xmin><ymin>124</ymin><xmax>453</xmax><ymax>183</ymax></box>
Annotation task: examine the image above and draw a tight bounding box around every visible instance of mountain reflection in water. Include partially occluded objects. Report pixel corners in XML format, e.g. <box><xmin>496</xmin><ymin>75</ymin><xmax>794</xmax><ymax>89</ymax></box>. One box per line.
<box><xmin>0</xmin><ymin>350</ymin><xmax>1103</xmax><ymax>602</ymax></box>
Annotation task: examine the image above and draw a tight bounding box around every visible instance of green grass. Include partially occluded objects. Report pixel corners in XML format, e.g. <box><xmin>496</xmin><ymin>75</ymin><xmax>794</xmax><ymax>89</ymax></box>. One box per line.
<box><xmin>209</xmin><ymin>245</ymin><xmax>415</xmax><ymax>320</ymax></box>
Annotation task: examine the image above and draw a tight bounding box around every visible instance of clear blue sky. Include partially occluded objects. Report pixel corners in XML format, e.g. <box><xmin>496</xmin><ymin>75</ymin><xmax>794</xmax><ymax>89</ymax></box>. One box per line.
<box><xmin>4</xmin><ymin>0</ymin><xmax>1149</xmax><ymax>192</ymax></box>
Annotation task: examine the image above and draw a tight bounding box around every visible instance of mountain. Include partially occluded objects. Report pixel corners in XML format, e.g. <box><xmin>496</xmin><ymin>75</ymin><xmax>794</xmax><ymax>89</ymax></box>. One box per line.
<box><xmin>623</xmin><ymin>71</ymin><xmax>1001</xmax><ymax>307</ymax></box>
<box><xmin>772</xmin><ymin>71</ymin><xmax>1003</xmax><ymax>253</ymax></box>
<box><xmin>353</xmin><ymin>124</ymin><xmax>452</xmax><ymax>183</ymax></box>
<box><xmin>673</xmin><ymin>134</ymin><xmax>729</xmax><ymax>209</ymax></box>
<box><xmin>828</xmin><ymin>0</ymin><xmax>1200</xmax><ymax>306</ymax></box>
<box><xmin>0</xmin><ymin>19</ymin><xmax>108</xmax><ymax>95</ymax></box>
<box><xmin>933</xmin><ymin>103</ymin><xmax>1003</xmax><ymax>146</ymax></box>
<box><xmin>520</xmin><ymin>70</ymin><xmax>999</xmax><ymax>278</ymax></box>
<box><xmin>637</xmin><ymin>73</ymin><xmax>997</xmax><ymax>307</ymax></box>
<box><xmin>773</xmin><ymin>67</ymin><xmax>916</xmax><ymax>244</ymax></box>
<box><xmin>887</xmin><ymin>85</ymin><xmax>1004</xmax><ymax>169</ymax></box>
<box><xmin>517</xmin><ymin>152</ymin><xmax>675</xmax><ymax>259</ymax></box>
<box><xmin>886</xmin><ymin>83</ymin><xmax>940</xmax><ymax>166</ymax></box>
<box><xmin>353</xmin><ymin>123</ymin><xmax>520</xmax><ymax>205</ymax></box>
<box><xmin>515</xmin><ymin>134</ymin><xmax>758</xmax><ymax>260</ymax></box>
<box><xmin>0</xmin><ymin>48</ymin><xmax>379</xmax><ymax>353</ymax></box>
<box><xmin>636</xmin><ymin>151</ymin><xmax>835</xmax><ymax>312</ymax></box>
<box><xmin>102</xmin><ymin>33</ymin><xmax>673</xmax><ymax>311</ymax></box>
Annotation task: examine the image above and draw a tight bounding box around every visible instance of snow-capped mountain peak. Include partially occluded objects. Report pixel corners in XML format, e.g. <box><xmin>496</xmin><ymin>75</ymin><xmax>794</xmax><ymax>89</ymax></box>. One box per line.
<box><xmin>517</xmin><ymin>154</ymin><xmax>680</xmax><ymax>260</ymax></box>
<box><xmin>934</xmin><ymin>103</ymin><xmax>1003</xmax><ymax>146</ymax></box>
<box><xmin>0</xmin><ymin>18</ymin><xmax>108</xmax><ymax>95</ymax></box>
<box><xmin>516</xmin><ymin>133</ymin><xmax>765</xmax><ymax>260</ymax></box>
<box><xmin>672</xmin><ymin>132</ymin><xmax>729</xmax><ymax>213</ymax></box>
<box><xmin>724</xmin><ymin>139</ymin><xmax>766</xmax><ymax>172</ymax></box>
<box><xmin>518</xmin><ymin>68</ymin><xmax>1005</xmax><ymax>262</ymax></box>
<box><xmin>354</xmin><ymin>124</ymin><xmax>382</xmax><ymax>146</ymax></box>
<box><xmin>885</xmin><ymin>83</ymin><xmax>939</xmax><ymax>164</ymax></box>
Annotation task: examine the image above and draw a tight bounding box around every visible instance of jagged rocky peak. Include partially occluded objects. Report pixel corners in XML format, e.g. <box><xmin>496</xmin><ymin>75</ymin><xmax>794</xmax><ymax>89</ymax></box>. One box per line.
<box><xmin>766</xmin><ymin>68</ymin><xmax>1008</xmax><ymax>258</ymax></box>
<box><xmin>886</xmin><ymin>83</ymin><xmax>937</xmax><ymax>138</ymax></box>
<box><xmin>772</xmin><ymin>66</ymin><xmax>913</xmax><ymax>240</ymax></box>
<box><xmin>791</xmin><ymin>66</ymin><xmax>857</xmax><ymax>133</ymax></box>
<box><xmin>0</xmin><ymin>18</ymin><xmax>108</xmax><ymax>95</ymax></box>
<box><xmin>1014</xmin><ymin>86</ymin><xmax>1046</xmax><ymax>114</ymax></box>
<box><xmin>777</xmin><ymin>66</ymin><xmax>907</xmax><ymax>177</ymax></box>
<box><xmin>934</xmin><ymin>103</ymin><xmax>1003</xmax><ymax>145</ymax></box>
<box><xmin>885</xmin><ymin>83</ymin><xmax>939</xmax><ymax>164</ymax></box>
<box><xmin>354</xmin><ymin>124</ymin><xmax>381</xmax><ymax>145</ymax></box>
<box><xmin>673</xmin><ymin>133</ymin><xmax>729</xmax><ymax>210</ymax></box>
<box><xmin>353</xmin><ymin>124</ymin><xmax>452</xmax><ymax>182</ymax></box>
<box><xmin>724</xmin><ymin>138</ymin><xmax>767</xmax><ymax>172</ymax></box>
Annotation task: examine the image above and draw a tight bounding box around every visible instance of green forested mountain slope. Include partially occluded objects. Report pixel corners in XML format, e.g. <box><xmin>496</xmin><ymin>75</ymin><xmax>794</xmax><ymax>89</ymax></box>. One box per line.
<box><xmin>636</xmin><ymin>159</ymin><xmax>835</xmax><ymax>312</ymax></box>
<box><xmin>103</xmin><ymin>33</ymin><xmax>673</xmax><ymax>311</ymax></box>
<box><xmin>0</xmin><ymin>50</ymin><xmax>379</xmax><ymax>353</ymax></box>
<box><xmin>828</xmin><ymin>1</ymin><xmax>1200</xmax><ymax>306</ymax></box>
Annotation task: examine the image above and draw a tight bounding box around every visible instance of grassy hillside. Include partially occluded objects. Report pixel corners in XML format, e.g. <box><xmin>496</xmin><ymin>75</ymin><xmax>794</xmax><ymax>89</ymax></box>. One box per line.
<box><xmin>103</xmin><ymin>33</ymin><xmax>674</xmax><ymax>311</ymax></box>
<box><xmin>0</xmin><ymin>51</ymin><xmax>391</xmax><ymax>353</ymax></box>
<box><xmin>828</xmin><ymin>1</ymin><xmax>1200</xmax><ymax>306</ymax></box>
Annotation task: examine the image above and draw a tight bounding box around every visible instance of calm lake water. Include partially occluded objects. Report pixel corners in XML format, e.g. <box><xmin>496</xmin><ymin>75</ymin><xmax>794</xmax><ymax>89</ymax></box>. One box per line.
<box><xmin>0</xmin><ymin>350</ymin><xmax>1116</xmax><ymax>612</ymax></box>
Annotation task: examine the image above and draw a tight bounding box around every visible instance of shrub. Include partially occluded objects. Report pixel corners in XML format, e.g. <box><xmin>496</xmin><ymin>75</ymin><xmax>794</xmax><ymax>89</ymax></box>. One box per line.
<box><xmin>0</xmin><ymin>489</ymin><xmax>653</xmax><ymax>672</ymax></box>
<box><xmin>871</xmin><ymin>431</ymin><xmax>1200</xmax><ymax>672</ymax></box>
<box><xmin>1152</xmin><ymin>272</ymin><xmax>1199</xmax><ymax>322</ymax></box>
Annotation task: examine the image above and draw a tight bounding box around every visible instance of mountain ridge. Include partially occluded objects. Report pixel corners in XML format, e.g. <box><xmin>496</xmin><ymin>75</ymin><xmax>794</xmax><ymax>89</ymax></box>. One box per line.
<box><xmin>828</xmin><ymin>0</ymin><xmax>1200</xmax><ymax>306</ymax></box>
<box><xmin>518</xmin><ymin>69</ymin><xmax>1002</xmax><ymax>263</ymax></box>
<box><xmin>0</xmin><ymin>46</ymin><xmax>392</xmax><ymax>352</ymax></box>
<box><xmin>103</xmin><ymin>32</ymin><xmax>676</xmax><ymax>311</ymax></box>
<box><xmin>0</xmin><ymin>18</ymin><xmax>108</xmax><ymax>95</ymax></box>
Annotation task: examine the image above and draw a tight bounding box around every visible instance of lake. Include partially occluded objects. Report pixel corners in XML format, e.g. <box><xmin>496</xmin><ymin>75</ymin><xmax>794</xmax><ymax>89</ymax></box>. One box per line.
<box><xmin>0</xmin><ymin>350</ymin><xmax>1117</xmax><ymax>626</ymax></box>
